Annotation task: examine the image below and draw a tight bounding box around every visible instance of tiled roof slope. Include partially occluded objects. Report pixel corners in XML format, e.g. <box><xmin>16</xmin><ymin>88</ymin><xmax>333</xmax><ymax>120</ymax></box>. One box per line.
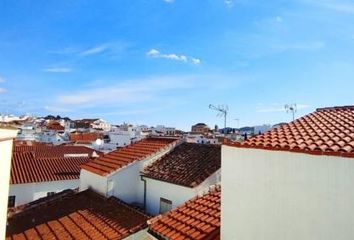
<box><xmin>142</xmin><ymin>143</ymin><xmax>221</xmax><ymax>187</ymax></box>
<box><xmin>11</xmin><ymin>152</ymin><xmax>91</xmax><ymax>184</ymax></box>
<box><xmin>226</xmin><ymin>106</ymin><xmax>354</xmax><ymax>157</ymax></box>
<box><xmin>6</xmin><ymin>190</ymin><xmax>150</xmax><ymax>240</ymax></box>
<box><xmin>69</xmin><ymin>132</ymin><xmax>102</xmax><ymax>142</ymax></box>
<box><xmin>13</xmin><ymin>145</ymin><xmax>98</xmax><ymax>159</ymax></box>
<box><xmin>81</xmin><ymin>137</ymin><xmax>179</xmax><ymax>176</ymax></box>
<box><xmin>148</xmin><ymin>185</ymin><xmax>220</xmax><ymax>240</ymax></box>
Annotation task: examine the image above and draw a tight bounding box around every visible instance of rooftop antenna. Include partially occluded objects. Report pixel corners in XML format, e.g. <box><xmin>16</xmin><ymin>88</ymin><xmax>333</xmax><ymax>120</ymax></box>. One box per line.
<box><xmin>285</xmin><ymin>103</ymin><xmax>297</xmax><ymax>121</ymax></box>
<box><xmin>209</xmin><ymin>104</ymin><xmax>228</xmax><ymax>129</ymax></box>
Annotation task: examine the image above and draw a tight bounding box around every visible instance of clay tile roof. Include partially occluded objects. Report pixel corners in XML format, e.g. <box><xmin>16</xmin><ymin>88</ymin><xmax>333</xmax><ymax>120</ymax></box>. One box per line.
<box><xmin>69</xmin><ymin>132</ymin><xmax>102</xmax><ymax>142</ymax></box>
<box><xmin>6</xmin><ymin>190</ymin><xmax>150</xmax><ymax>240</ymax></box>
<box><xmin>148</xmin><ymin>186</ymin><xmax>220</xmax><ymax>240</ymax></box>
<box><xmin>81</xmin><ymin>137</ymin><xmax>179</xmax><ymax>176</ymax></box>
<box><xmin>11</xmin><ymin>145</ymin><xmax>97</xmax><ymax>184</ymax></box>
<box><xmin>47</xmin><ymin>121</ymin><xmax>64</xmax><ymax>131</ymax></box>
<box><xmin>226</xmin><ymin>106</ymin><xmax>354</xmax><ymax>158</ymax></box>
<box><xmin>142</xmin><ymin>143</ymin><xmax>221</xmax><ymax>188</ymax></box>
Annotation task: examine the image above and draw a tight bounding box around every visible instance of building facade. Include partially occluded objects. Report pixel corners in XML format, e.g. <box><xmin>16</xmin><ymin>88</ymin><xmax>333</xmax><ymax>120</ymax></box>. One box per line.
<box><xmin>222</xmin><ymin>106</ymin><xmax>354</xmax><ymax>240</ymax></box>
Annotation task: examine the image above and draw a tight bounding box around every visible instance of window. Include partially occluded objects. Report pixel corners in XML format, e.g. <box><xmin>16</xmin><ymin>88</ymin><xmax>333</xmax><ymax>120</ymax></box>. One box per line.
<box><xmin>159</xmin><ymin>198</ymin><xmax>172</xmax><ymax>214</ymax></box>
<box><xmin>47</xmin><ymin>192</ymin><xmax>55</xmax><ymax>197</ymax></box>
<box><xmin>8</xmin><ymin>196</ymin><xmax>15</xmax><ymax>208</ymax></box>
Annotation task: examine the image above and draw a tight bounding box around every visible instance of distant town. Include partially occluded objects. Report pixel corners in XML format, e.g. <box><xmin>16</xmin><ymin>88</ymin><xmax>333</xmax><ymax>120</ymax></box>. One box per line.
<box><xmin>0</xmin><ymin>113</ymin><xmax>282</xmax><ymax>151</ymax></box>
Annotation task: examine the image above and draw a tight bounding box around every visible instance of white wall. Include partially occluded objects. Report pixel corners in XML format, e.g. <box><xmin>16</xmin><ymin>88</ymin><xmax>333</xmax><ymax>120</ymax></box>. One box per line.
<box><xmin>144</xmin><ymin>170</ymin><xmax>220</xmax><ymax>215</ymax></box>
<box><xmin>80</xmin><ymin>140</ymin><xmax>181</xmax><ymax>207</ymax></box>
<box><xmin>109</xmin><ymin>143</ymin><xmax>180</xmax><ymax>205</ymax></box>
<box><xmin>80</xmin><ymin>169</ymin><xmax>108</xmax><ymax>196</ymax></box>
<box><xmin>0</xmin><ymin>128</ymin><xmax>17</xmax><ymax>239</ymax></box>
<box><xmin>144</xmin><ymin>178</ymin><xmax>195</xmax><ymax>215</ymax></box>
<box><xmin>222</xmin><ymin>145</ymin><xmax>354</xmax><ymax>240</ymax></box>
<box><xmin>9</xmin><ymin>179</ymin><xmax>80</xmax><ymax>206</ymax></box>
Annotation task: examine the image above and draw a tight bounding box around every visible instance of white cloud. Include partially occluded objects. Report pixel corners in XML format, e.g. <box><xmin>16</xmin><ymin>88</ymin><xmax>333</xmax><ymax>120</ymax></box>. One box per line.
<box><xmin>0</xmin><ymin>88</ymin><xmax>6</xmax><ymax>93</ymax></box>
<box><xmin>225</xmin><ymin>0</ymin><xmax>233</xmax><ymax>7</ymax></box>
<box><xmin>147</xmin><ymin>49</ymin><xmax>160</xmax><ymax>56</ymax></box>
<box><xmin>57</xmin><ymin>76</ymin><xmax>195</xmax><ymax>106</ymax></box>
<box><xmin>163</xmin><ymin>0</ymin><xmax>174</xmax><ymax>3</ymax></box>
<box><xmin>275</xmin><ymin>16</ymin><xmax>283</xmax><ymax>23</ymax></box>
<box><xmin>146</xmin><ymin>48</ymin><xmax>201</xmax><ymax>64</ymax></box>
<box><xmin>191</xmin><ymin>58</ymin><xmax>201</xmax><ymax>64</ymax></box>
<box><xmin>0</xmin><ymin>76</ymin><xmax>5</xmax><ymax>83</ymax></box>
<box><xmin>80</xmin><ymin>44</ymin><xmax>109</xmax><ymax>56</ymax></box>
<box><xmin>43</xmin><ymin>67</ymin><xmax>72</xmax><ymax>73</ymax></box>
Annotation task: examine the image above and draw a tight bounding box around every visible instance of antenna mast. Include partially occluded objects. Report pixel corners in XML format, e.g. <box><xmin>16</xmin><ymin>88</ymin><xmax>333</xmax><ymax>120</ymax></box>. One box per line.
<box><xmin>284</xmin><ymin>103</ymin><xmax>297</xmax><ymax>121</ymax></box>
<box><xmin>209</xmin><ymin>104</ymin><xmax>229</xmax><ymax>129</ymax></box>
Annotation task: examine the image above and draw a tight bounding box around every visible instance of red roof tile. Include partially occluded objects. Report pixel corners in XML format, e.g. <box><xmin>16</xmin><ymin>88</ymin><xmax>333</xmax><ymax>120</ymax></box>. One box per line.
<box><xmin>148</xmin><ymin>186</ymin><xmax>220</xmax><ymax>240</ymax></box>
<box><xmin>46</xmin><ymin>121</ymin><xmax>64</xmax><ymax>131</ymax></box>
<box><xmin>6</xmin><ymin>190</ymin><xmax>150</xmax><ymax>240</ymax></box>
<box><xmin>81</xmin><ymin>137</ymin><xmax>179</xmax><ymax>176</ymax></box>
<box><xmin>69</xmin><ymin>132</ymin><xmax>102</xmax><ymax>142</ymax></box>
<box><xmin>142</xmin><ymin>143</ymin><xmax>221</xmax><ymax>187</ymax></box>
<box><xmin>226</xmin><ymin>106</ymin><xmax>354</xmax><ymax>158</ymax></box>
<box><xmin>11</xmin><ymin>145</ymin><xmax>98</xmax><ymax>184</ymax></box>
<box><xmin>13</xmin><ymin>145</ymin><xmax>98</xmax><ymax>159</ymax></box>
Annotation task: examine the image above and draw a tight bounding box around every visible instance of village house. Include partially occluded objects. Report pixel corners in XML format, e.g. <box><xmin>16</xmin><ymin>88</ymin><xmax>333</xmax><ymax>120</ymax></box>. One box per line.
<box><xmin>141</xmin><ymin>142</ymin><xmax>221</xmax><ymax>215</ymax></box>
<box><xmin>80</xmin><ymin>137</ymin><xmax>180</xmax><ymax>208</ymax></box>
<box><xmin>8</xmin><ymin>145</ymin><xmax>99</xmax><ymax>207</ymax></box>
<box><xmin>0</xmin><ymin>126</ymin><xmax>18</xmax><ymax>239</ymax></box>
<box><xmin>222</xmin><ymin>106</ymin><xmax>354</xmax><ymax>240</ymax></box>
<box><xmin>191</xmin><ymin>123</ymin><xmax>210</xmax><ymax>134</ymax></box>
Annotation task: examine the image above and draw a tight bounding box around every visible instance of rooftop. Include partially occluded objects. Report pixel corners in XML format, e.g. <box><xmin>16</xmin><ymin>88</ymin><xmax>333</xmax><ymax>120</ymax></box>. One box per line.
<box><xmin>13</xmin><ymin>144</ymin><xmax>99</xmax><ymax>159</ymax></box>
<box><xmin>11</xmin><ymin>145</ymin><xmax>98</xmax><ymax>184</ymax></box>
<box><xmin>226</xmin><ymin>106</ymin><xmax>354</xmax><ymax>157</ymax></box>
<box><xmin>142</xmin><ymin>143</ymin><xmax>221</xmax><ymax>187</ymax></box>
<box><xmin>148</xmin><ymin>185</ymin><xmax>220</xmax><ymax>240</ymax></box>
<box><xmin>69</xmin><ymin>132</ymin><xmax>102</xmax><ymax>142</ymax></box>
<box><xmin>6</xmin><ymin>189</ymin><xmax>150</xmax><ymax>240</ymax></box>
<box><xmin>81</xmin><ymin>137</ymin><xmax>179</xmax><ymax>176</ymax></box>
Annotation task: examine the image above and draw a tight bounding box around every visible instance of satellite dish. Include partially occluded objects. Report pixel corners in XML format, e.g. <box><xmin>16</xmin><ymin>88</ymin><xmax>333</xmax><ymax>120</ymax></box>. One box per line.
<box><xmin>95</xmin><ymin>139</ymin><xmax>103</xmax><ymax>146</ymax></box>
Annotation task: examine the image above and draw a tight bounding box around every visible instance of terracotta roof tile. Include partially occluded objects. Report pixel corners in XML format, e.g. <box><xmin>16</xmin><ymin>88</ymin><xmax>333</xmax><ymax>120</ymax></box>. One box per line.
<box><xmin>226</xmin><ymin>106</ymin><xmax>354</xmax><ymax>158</ymax></box>
<box><xmin>81</xmin><ymin>137</ymin><xmax>179</xmax><ymax>176</ymax></box>
<box><xmin>46</xmin><ymin>121</ymin><xmax>65</xmax><ymax>131</ymax></box>
<box><xmin>142</xmin><ymin>143</ymin><xmax>221</xmax><ymax>187</ymax></box>
<box><xmin>148</xmin><ymin>186</ymin><xmax>220</xmax><ymax>240</ymax></box>
<box><xmin>11</xmin><ymin>145</ymin><xmax>97</xmax><ymax>184</ymax></box>
<box><xmin>6</xmin><ymin>190</ymin><xmax>150</xmax><ymax>240</ymax></box>
<box><xmin>69</xmin><ymin>132</ymin><xmax>102</xmax><ymax>142</ymax></box>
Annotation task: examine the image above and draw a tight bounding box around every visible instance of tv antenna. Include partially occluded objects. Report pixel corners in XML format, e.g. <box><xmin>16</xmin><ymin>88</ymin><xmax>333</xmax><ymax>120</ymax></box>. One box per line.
<box><xmin>209</xmin><ymin>104</ymin><xmax>228</xmax><ymax>129</ymax></box>
<box><xmin>285</xmin><ymin>103</ymin><xmax>297</xmax><ymax>121</ymax></box>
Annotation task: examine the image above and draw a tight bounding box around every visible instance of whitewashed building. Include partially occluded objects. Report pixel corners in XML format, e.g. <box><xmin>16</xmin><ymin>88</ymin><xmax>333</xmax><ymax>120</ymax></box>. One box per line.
<box><xmin>80</xmin><ymin>138</ymin><xmax>180</xmax><ymax>209</ymax></box>
<box><xmin>141</xmin><ymin>142</ymin><xmax>221</xmax><ymax>215</ymax></box>
<box><xmin>0</xmin><ymin>126</ymin><xmax>17</xmax><ymax>239</ymax></box>
<box><xmin>222</xmin><ymin>106</ymin><xmax>354</xmax><ymax>240</ymax></box>
<box><xmin>185</xmin><ymin>133</ymin><xmax>219</xmax><ymax>144</ymax></box>
<box><xmin>91</xmin><ymin>118</ymin><xmax>111</xmax><ymax>131</ymax></box>
<box><xmin>103</xmin><ymin>123</ymin><xmax>147</xmax><ymax>150</ymax></box>
<box><xmin>16</xmin><ymin>123</ymin><xmax>37</xmax><ymax>141</ymax></box>
<box><xmin>9</xmin><ymin>145</ymin><xmax>97</xmax><ymax>206</ymax></box>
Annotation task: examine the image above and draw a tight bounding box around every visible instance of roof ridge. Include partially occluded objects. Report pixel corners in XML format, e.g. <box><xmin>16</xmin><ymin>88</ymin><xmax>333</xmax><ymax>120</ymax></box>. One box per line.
<box><xmin>316</xmin><ymin>105</ymin><xmax>354</xmax><ymax>111</ymax></box>
<box><xmin>226</xmin><ymin>105</ymin><xmax>354</xmax><ymax>157</ymax></box>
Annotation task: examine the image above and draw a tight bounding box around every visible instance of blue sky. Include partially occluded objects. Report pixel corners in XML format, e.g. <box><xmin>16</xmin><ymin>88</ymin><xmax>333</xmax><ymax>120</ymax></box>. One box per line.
<box><xmin>0</xmin><ymin>0</ymin><xmax>354</xmax><ymax>130</ymax></box>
